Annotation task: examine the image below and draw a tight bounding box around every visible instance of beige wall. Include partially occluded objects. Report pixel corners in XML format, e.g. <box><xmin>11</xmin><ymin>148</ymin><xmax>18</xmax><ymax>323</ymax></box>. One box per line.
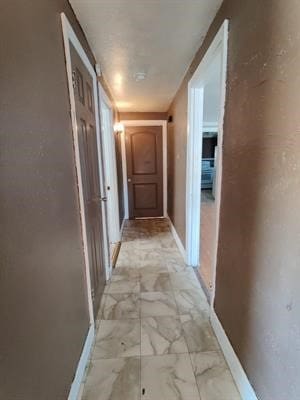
<box><xmin>0</xmin><ymin>1</ymin><xmax>117</xmax><ymax>398</ymax></box>
<box><xmin>120</xmin><ymin>111</ymin><xmax>167</xmax><ymax>120</ymax></box>
<box><xmin>167</xmin><ymin>89</ymin><xmax>188</xmax><ymax>245</ymax></box>
<box><xmin>168</xmin><ymin>1</ymin><xmax>300</xmax><ymax>399</ymax></box>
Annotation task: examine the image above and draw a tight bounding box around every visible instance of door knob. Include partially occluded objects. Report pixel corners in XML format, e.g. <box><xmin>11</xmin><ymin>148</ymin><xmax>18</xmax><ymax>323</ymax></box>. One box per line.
<box><xmin>128</xmin><ymin>178</ymin><xmax>132</xmax><ymax>182</ymax></box>
<box><xmin>101</xmin><ymin>196</ymin><xmax>107</xmax><ymax>202</ymax></box>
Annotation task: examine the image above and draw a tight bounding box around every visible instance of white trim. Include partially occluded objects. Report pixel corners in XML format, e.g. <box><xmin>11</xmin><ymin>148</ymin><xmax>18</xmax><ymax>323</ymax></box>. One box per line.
<box><xmin>203</xmin><ymin>121</ymin><xmax>219</xmax><ymax>132</ymax></box>
<box><xmin>120</xmin><ymin>217</ymin><xmax>126</xmax><ymax>236</ymax></box>
<box><xmin>96</xmin><ymin>91</ymin><xmax>111</xmax><ymax>280</ymax></box>
<box><xmin>62</xmin><ymin>14</ymin><xmax>111</xmax><ymax>399</ymax></box>
<box><xmin>98</xmin><ymin>82</ymin><xmax>121</xmax><ymax>249</ymax></box>
<box><xmin>210</xmin><ymin>21</ymin><xmax>229</xmax><ymax>307</ymax></box>
<box><xmin>98</xmin><ymin>80</ymin><xmax>112</xmax><ymax>108</ymax></box>
<box><xmin>61</xmin><ymin>13</ymin><xmax>110</xmax><ymax>285</ymax></box>
<box><xmin>121</xmin><ymin>120</ymin><xmax>167</xmax><ymax>218</ymax></box>
<box><xmin>186</xmin><ymin>86</ymin><xmax>204</xmax><ymax>267</ymax></box>
<box><xmin>210</xmin><ymin>310</ymin><xmax>258</xmax><ymax>400</ymax></box>
<box><xmin>67</xmin><ymin>324</ymin><xmax>95</xmax><ymax>400</ymax></box>
<box><xmin>162</xmin><ymin>121</ymin><xmax>168</xmax><ymax>217</ymax></box>
<box><xmin>167</xmin><ymin>216</ymin><xmax>186</xmax><ymax>261</ymax></box>
<box><xmin>61</xmin><ymin>13</ymin><xmax>94</xmax><ymax>324</ymax></box>
<box><xmin>120</xmin><ymin>130</ymin><xmax>129</xmax><ymax>219</ymax></box>
<box><xmin>185</xmin><ymin>19</ymin><xmax>229</xmax><ymax>308</ymax></box>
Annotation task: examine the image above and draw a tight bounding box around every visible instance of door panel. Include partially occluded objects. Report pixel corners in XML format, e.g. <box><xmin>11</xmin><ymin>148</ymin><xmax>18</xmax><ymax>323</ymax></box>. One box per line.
<box><xmin>70</xmin><ymin>42</ymin><xmax>106</xmax><ymax>316</ymax></box>
<box><xmin>126</xmin><ymin>126</ymin><xmax>163</xmax><ymax>218</ymax></box>
<box><xmin>134</xmin><ymin>183</ymin><xmax>158</xmax><ymax>209</ymax></box>
<box><xmin>131</xmin><ymin>133</ymin><xmax>157</xmax><ymax>174</ymax></box>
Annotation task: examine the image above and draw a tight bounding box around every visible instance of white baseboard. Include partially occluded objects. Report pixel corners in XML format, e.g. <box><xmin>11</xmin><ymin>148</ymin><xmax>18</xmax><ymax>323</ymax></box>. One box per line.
<box><xmin>120</xmin><ymin>218</ymin><xmax>125</xmax><ymax>236</ymax></box>
<box><xmin>167</xmin><ymin>216</ymin><xmax>187</xmax><ymax>262</ymax></box>
<box><xmin>210</xmin><ymin>310</ymin><xmax>258</xmax><ymax>400</ymax></box>
<box><xmin>68</xmin><ymin>323</ymin><xmax>95</xmax><ymax>400</ymax></box>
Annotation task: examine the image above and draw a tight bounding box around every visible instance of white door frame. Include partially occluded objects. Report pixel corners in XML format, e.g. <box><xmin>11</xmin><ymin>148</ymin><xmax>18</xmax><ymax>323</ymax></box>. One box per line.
<box><xmin>186</xmin><ymin>20</ymin><xmax>228</xmax><ymax>306</ymax></box>
<box><xmin>120</xmin><ymin>120</ymin><xmax>167</xmax><ymax>219</ymax></box>
<box><xmin>98</xmin><ymin>82</ymin><xmax>121</xmax><ymax>251</ymax></box>
<box><xmin>61</xmin><ymin>13</ymin><xmax>111</xmax><ymax>315</ymax></box>
<box><xmin>61</xmin><ymin>13</ymin><xmax>111</xmax><ymax>400</ymax></box>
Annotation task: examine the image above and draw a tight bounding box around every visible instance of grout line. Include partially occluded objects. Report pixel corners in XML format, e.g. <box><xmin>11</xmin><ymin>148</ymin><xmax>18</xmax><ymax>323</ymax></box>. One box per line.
<box><xmin>102</xmin><ymin>221</ymin><xmax>207</xmax><ymax>400</ymax></box>
<box><xmin>187</xmin><ymin>350</ymin><xmax>202</xmax><ymax>400</ymax></box>
<box><xmin>88</xmin><ymin>355</ymin><xmax>141</xmax><ymax>362</ymax></box>
<box><xmin>140</xmin><ymin>351</ymin><xmax>191</xmax><ymax>359</ymax></box>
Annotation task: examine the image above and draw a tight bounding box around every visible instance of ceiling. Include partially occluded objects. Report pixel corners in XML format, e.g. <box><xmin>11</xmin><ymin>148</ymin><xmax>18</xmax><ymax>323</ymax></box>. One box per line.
<box><xmin>70</xmin><ymin>0</ymin><xmax>223</xmax><ymax>112</ymax></box>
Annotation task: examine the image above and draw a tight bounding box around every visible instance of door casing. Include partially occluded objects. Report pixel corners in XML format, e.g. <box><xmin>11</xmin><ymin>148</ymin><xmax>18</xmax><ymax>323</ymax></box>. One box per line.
<box><xmin>125</xmin><ymin>126</ymin><xmax>163</xmax><ymax>218</ymax></box>
<box><xmin>61</xmin><ymin>14</ymin><xmax>110</xmax><ymax>327</ymax></box>
<box><xmin>186</xmin><ymin>20</ymin><xmax>229</xmax><ymax>308</ymax></box>
<box><xmin>98</xmin><ymin>82</ymin><xmax>121</xmax><ymax>253</ymax></box>
<box><xmin>121</xmin><ymin>120</ymin><xmax>167</xmax><ymax>219</ymax></box>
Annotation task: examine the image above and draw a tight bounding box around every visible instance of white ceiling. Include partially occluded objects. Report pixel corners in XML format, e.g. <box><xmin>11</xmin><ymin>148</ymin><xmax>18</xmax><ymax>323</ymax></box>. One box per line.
<box><xmin>70</xmin><ymin>0</ymin><xmax>223</xmax><ymax>112</ymax></box>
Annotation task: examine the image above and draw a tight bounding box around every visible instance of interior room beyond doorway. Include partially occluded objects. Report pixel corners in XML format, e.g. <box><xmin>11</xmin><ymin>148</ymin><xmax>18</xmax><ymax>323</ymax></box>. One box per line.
<box><xmin>199</xmin><ymin>49</ymin><xmax>222</xmax><ymax>293</ymax></box>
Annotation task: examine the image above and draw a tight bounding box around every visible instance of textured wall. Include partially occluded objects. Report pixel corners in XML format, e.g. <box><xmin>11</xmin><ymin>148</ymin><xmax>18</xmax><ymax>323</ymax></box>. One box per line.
<box><xmin>120</xmin><ymin>112</ymin><xmax>167</xmax><ymax>120</ymax></box>
<box><xmin>167</xmin><ymin>89</ymin><xmax>188</xmax><ymax>244</ymax></box>
<box><xmin>0</xmin><ymin>1</ymin><xmax>96</xmax><ymax>399</ymax></box>
<box><xmin>168</xmin><ymin>1</ymin><xmax>300</xmax><ymax>399</ymax></box>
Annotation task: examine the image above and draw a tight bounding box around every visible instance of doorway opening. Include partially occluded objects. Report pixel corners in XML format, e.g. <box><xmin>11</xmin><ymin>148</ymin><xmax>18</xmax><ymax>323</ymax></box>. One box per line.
<box><xmin>186</xmin><ymin>21</ymin><xmax>228</xmax><ymax>304</ymax></box>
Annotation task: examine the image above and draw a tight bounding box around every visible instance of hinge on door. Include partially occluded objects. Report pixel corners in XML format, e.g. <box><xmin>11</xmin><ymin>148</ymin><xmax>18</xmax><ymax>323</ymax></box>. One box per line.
<box><xmin>72</xmin><ymin>70</ymin><xmax>77</xmax><ymax>89</ymax></box>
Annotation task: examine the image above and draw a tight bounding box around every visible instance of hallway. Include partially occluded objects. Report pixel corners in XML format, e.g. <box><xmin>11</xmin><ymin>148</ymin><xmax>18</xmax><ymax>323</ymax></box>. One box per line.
<box><xmin>2</xmin><ymin>2</ymin><xmax>300</xmax><ymax>399</ymax></box>
<box><xmin>81</xmin><ymin>219</ymin><xmax>240</xmax><ymax>400</ymax></box>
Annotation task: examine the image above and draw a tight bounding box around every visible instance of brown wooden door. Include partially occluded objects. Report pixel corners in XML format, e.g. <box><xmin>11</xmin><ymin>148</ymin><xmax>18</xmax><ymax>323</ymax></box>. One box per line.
<box><xmin>70</xmin><ymin>42</ymin><xmax>106</xmax><ymax>315</ymax></box>
<box><xmin>125</xmin><ymin>126</ymin><xmax>163</xmax><ymax>218</ymax></box>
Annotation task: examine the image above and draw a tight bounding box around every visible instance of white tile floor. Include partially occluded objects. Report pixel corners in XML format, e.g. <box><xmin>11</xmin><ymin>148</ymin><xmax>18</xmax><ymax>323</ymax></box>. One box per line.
<box><xmin>81</xmin><ymin>219</ymin><xmax>241</xmax><ymax>400</ymax></box>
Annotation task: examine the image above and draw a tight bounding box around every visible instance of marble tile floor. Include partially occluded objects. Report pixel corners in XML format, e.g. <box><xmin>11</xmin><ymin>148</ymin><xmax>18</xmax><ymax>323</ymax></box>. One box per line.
<box><xmin>81</xmin><ymin>219</ymin><xmax>241</xmax><ymax>400</ymax></box>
